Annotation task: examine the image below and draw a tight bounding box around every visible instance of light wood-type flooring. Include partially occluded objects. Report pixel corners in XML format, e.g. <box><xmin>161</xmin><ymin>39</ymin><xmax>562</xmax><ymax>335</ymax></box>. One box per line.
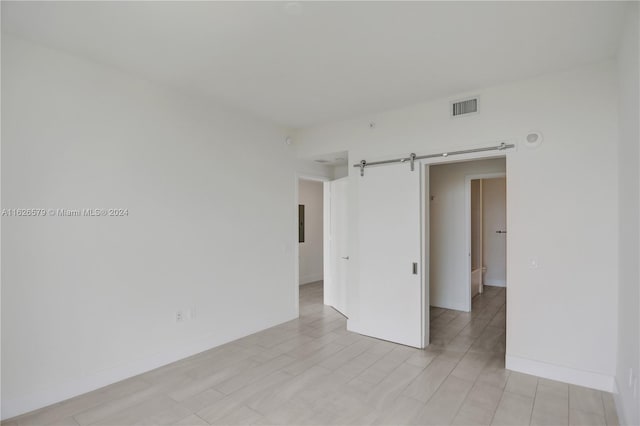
<box><xmin>4</xmin><ymin>282</ymin><xmax>618</xmax><ymax>426</ymax></box>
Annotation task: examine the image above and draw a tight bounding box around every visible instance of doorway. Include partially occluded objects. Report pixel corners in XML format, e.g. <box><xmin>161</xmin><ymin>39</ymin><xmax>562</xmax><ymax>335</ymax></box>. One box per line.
<box><xmin>468</xmin><ymin>175</ymin><xmax>507</xmax><ymax>305</ymax></box>
<box><xmin>297</xmin><ymin>178</ymin><xmax>325</xmax><ymax>288</ymax></box>
<box><xmin>295</xmin><ymin>153</ymin><xmax>349</xmax><ymax>319</ymax></box>
<box><xmin>427</xmin><ymin>157</ymin><xmax>507</xmax><ymax>359</ymax></box>
<box><xmin>348</xmin><ymin>150</ymin><xmax>511</xmax><ymax>350</ymax></box>
<box><xmin>429</xmin><ymin>158</ymin><xmax>506</xmax><ymax>313</ymax></box>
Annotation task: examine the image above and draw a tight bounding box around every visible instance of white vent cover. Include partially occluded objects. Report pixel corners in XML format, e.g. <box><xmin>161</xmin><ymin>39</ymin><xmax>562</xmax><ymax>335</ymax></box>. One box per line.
<box><xmin>451</xmin><ymin>98</ymin><xmax>478</xmax><ymax>117</ymax></box>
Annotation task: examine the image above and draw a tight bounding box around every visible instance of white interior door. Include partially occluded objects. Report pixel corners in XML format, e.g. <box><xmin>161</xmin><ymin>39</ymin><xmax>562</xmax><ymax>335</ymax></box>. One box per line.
<box><xmin>324</xmin><ymin>178</ymin><xmax>348</xmax><ymax>317</ymax></box>
<box><xmin>355</xmin><ymin>163</ymin><xmax>424</xmax><ymax>348</ymax></box>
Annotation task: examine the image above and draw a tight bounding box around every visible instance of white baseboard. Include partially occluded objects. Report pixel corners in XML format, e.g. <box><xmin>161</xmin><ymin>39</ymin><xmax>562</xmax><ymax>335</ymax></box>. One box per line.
<box><xmin>613</xmin><ymin>378</ymin><xmax>629</xmax><ymax>426</ymax></box>
<box><xmin>1</xmin><ymin>313</ymin><xmax>297</xmax><ymax>421</ymax></box>
<box><xmin>506</xmin><ymin>355</ymin><xmax>615</xmax><ymax>392</ymax></box>
<box><xmin>300</xmin><ymin>273</ymin><xmax>323</xmax><ymax>285</ymax></box>
<box><xmin>484</xmin><ymin>279</ymin><xmax>506</xmax><ymax>287</ymax></box>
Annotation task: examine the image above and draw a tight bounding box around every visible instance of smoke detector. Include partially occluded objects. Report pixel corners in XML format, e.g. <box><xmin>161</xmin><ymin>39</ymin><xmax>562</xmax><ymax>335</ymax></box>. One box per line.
<box><xmin>524</xmin><ymin>131</ymin><xmax>543</xmax><ymax>148</ymax></box>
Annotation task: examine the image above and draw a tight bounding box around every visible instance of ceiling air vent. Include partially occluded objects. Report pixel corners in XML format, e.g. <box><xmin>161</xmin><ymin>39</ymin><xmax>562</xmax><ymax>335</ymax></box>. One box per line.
<box><xmin>451</xmin><ymin>97</ymin><xmax>478</xmax><ymax>117</ymax></box>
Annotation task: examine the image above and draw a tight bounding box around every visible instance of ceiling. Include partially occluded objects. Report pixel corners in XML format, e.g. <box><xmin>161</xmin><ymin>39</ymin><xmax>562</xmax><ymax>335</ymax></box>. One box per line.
<box><xmin>1</xmin><ymin>1</ymin><xmax>628</xmax><ymax>128</ymax></box>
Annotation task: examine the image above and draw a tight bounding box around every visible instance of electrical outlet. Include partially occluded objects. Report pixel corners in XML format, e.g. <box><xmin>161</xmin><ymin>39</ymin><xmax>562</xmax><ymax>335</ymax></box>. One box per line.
<box><xmin>176</xmin><ymin>311</ymin><xmax>184</xmax><ymax>323</ymax></box>
<box><xmin>629</xmin><ymin>368</ymin><xmax>635</xmax><ymax>388</ymax></box>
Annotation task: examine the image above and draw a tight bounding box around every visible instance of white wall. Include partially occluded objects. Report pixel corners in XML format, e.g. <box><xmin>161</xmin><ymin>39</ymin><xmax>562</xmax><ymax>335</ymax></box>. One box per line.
<box><xmin>332</xmin><ymin>165</ymin><xmax>349</xmax><ymax>179</ymax></box>
<box><xmin>430</xmin><ymin>159</ymin><xmax>506</xmax><ymax>311</ymax></box>
<box><xmin>615</xmin><ymin>3</ymin><xmax>640</xmax><ymax>425</ymax></box>
<box><xmin>296</xmin><ymin>61</ymin><xmax>619</xmax><ymax>392</ymax></box>
<box><xmin>482</xmin><ymin>177</ymin><xmax>507</xmax><ymax>287</ymax></box>
<box><xmin>1</xmin><ymin>36</ymin><xmax>298</xmax><ymax>419</ymax></box>
<box><xmin>297</xmin><ymin>159</ymin><xmax>333</xmax><ymax>180</ymax></box>
<box><xmin>298</xmin><ymin>179</ymin><xmax>324</xmax><ymax>285</ymax></box>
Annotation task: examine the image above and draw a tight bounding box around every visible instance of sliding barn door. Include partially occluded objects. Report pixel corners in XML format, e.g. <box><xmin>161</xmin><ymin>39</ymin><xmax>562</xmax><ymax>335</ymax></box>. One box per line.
<box><xmin>356</xmin><ymin>163</ymin><xmax>425</xmax><ymax>348</ymax></box>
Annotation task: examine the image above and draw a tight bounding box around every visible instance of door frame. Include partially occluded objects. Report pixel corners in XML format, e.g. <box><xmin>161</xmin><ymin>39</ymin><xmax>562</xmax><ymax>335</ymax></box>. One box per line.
<box><xmin>308</xmin><ymin>145</ymin><xmax>514</xmax><ymax>347</ymax></box>
<box><xmin>418</xmin><ymin>147</ymin><xmax>512</xmax><ymax>329</ymax></box>
<box><xmin>465</xmin><ymin>172</ymin><xmax>506</xmax><ymax>312</ymax></box>
<box><xmin>295</xmin><ymin>173</ymin><xmax>330</xmax><ymax>317</ymax></box>
<box><xmin>324</xmin><ymin>176</ymin><xmax>349</xmax><ymax>317</ymax></box>
<box><xmin>420</xmin><ymin>163</ymin><xmax>429</xmax><ymax>347</ymax></box>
